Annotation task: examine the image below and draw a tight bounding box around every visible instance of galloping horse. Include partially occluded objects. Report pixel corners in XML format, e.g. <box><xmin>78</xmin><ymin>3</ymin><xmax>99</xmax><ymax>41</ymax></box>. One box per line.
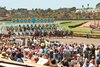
<box><xmin>3</xmin><ymin>31</ymin><xmax>11</xmax><ymax>38</ymax></box>
<box><xmin>90</xmin><ymin>24</ymin><xmax>96</xmax><ymax>29</ymax></box>
<box><xmin>39</xmin><ymin>31</ymin><xmax>43</xmax><ymax>37</ymax></box>
<box><xmin>53</xmin><ymin>29</ymin><xmax>57</xmax><ymax>37</ymax></box>
<box><xmin>53</xmin><ymin>30</ymin><xmax>73</xmax><ymax>38</ymax></box>
<box><xmin>32</xmin><ymin>30</ymin><xmax>39</xmax><ymax>38</ymax></box>
<box><xmin>43</xmin><ymin>31</ymin><xmax>47</xmax><ymax>37</ymax></box>
<box><xmin>48</xmin><ymin>31</ymin><xmax>52</xmax><ymax>38</ymax></box>
<box><xmin>0</xmin><ymin>34</ymin><xmax>2</xmax><ymax>40</ymax></box>
<box><xmin>60</xmin><ymin>30</ymin><xmax>64</xmax><ymax>38</ymax></box>
<box><xmin>67</xmin><ymin>30</ymin><xmax>73</xmax><ymax>38</ymax></box>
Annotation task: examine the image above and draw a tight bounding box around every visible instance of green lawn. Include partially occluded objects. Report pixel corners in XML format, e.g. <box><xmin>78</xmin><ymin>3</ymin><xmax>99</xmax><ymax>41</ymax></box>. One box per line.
<box><xmin>60</xmin><ymin>21</ymin><xmax>100</xmax><ymax>35</ymax></box>
<box><xmin>61</xmin><ymin>21</ymin><xmax>83</xmax><ymax>26</ymax></box>
<box><xmin>61</xmin><ymin>21</ymin><xmax>85</xmax><ymax>31</ymax></box>
<box><xmin>71</xmin><ymin>27</ymin><xmax>92</xmax><ymax>33</ymax></box>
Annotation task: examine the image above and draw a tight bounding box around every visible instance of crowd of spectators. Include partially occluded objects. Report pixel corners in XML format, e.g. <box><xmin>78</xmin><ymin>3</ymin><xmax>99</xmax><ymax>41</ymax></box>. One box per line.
<box><xmin>0</xmin><ymin>37</ymin><xmax>100</xmax><ymax>67</ymax></box>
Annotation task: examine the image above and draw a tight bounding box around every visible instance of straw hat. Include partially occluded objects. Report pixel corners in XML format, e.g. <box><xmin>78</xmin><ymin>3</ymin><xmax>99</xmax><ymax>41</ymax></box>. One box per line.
<box><xmin>40</xmin><ymin>43</ymin><xmax>45</xmax><ymax>46</ymax></box>
<box><xmin>1</xmin><ymin>52</ymin><xmax>8</xmax><ymax>57</ymax></box>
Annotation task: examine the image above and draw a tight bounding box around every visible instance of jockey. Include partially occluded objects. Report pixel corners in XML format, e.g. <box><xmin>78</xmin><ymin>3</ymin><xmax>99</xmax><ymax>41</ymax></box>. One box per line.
<box><xmin>42</xmin><ymin>29</ymin><xmax>44</xmax><ymax>34</ymax></box>
<box><xmin>54</xmin><ymin>28</ymin><xmax>57</xmax><ymax>33</ymax></box>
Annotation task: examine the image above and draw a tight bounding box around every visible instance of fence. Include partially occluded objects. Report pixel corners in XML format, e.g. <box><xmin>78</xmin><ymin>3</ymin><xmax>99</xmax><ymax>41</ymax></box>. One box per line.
<box><xmin>12</xmin><ymin>18</ymin><xmax>55</xmax><ymax>23</ymax></box>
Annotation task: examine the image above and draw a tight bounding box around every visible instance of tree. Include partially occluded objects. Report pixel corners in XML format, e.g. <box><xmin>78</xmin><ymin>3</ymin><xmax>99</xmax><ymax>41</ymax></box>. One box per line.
<box><xmin>82</xmin><ymin>5</ymin><xmax>84</xmax><ymax>8</ymax></box>
<box><xmin>70</xmin><ymin>7</ymin><xmax>76</xmax><ymax>12</ymax></box>
<box><xmin>87</xmin><ymin>4</ymin><xmax>89</xmax><ymax>9</ymax></box>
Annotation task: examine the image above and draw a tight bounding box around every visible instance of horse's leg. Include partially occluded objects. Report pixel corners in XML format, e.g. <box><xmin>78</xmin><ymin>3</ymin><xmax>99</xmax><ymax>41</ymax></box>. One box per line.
<box><xmin>71</xmin><ymin>33</ymin><xmax>73</xmax><ymax>38</ymax></box>
<box><xmin>49</xmin><ymin>33</ymin><xmax>51</xmax><ymax>39</ymax></box>
<box><xmin>0</xmin><ymin>35</ymin><xmax>1</xmax><ymax>41</ymax></box>
<box><xmin>9</xmin><ymin>34</ymin><xmax>11</xmax><ymax>38</ymax></box>
<box><xmin>62</xmin><ymin>32</ymin><xmax>63</xmax><ymax>38</ymax></box>
<box><xmin>48</xmin><ymin>34</ymin><xmax>50</xmax><ymax>39</ymax></box>
<box><xmin>57</xmin><ymin>32</ymin><xmax>58</xmax><ymax>38</ymax></box>
<box><xmin>66</xmin><ymin>33</ymin><xmax>68</xmax><ymax>38</ymax></box>
<box><xmin>58</xmin><ymin>32</ymin><xmax>59</xmax><ymax>38</ymax></box>
<box><xmin>59</xmin><ymin>32</ymin><xmax>61</xmax><ymax>38</ymax></box>
<box><xmin>39</xmin><ymin>33</ymin><xmax>40</xmax><ymax>38</ymax></box>
<box><xmin>37</xmin><ymin>33</ymin><xmax>39</xmax><ymax>38</ymax></box>
<box><xmin>55</xmin><ymin>32</ymin><xmax>59</xmax><ymax>39</ymax></box>
<box><xmin>43</xmin><ymin>33</ymin><xmax>45</xmax><ymax>38</ymax></box>
<box><xmin>52</xmin><ymin>33</ymin><xmax>53</xmax><ymax>38</ymax></box>
<box><xmin>49</xmin><ymin>34</ymin><xmax>51</xmax><ymax>39</ymax></box>
<box><xmin>45</xmin><ymin>33</ymin><xmax>47</xmax><ymax>37</ymax></box>
<box><xmin>44</xmin><ymin>33</ymin><xmax>46</xmax><ymax>38</ymax></box>
<box><xmin>61</xmin><ymin>33</ymin><xmax>63</xmax><ymax>38</ymax></box>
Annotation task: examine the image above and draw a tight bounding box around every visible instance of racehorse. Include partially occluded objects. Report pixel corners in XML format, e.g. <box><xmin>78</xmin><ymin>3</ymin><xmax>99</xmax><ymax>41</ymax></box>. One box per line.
<box><xmin>90</xmin><ymin>24</ymin><xmax>96</xmax><ymax>29</ymax></box>
<box><xmin>0</xmin><ymin>34</ymin><xmax>2</xmax><ymax>40</ymax></box>
<box><xmin>67</xmin><ymin>30</ymin><xmax>73</xmax><ymax>38</ymax></box>
<box><xmin>39</xmin><ymin>31</ymin><xmax>43</xmax><ymax>37</ymax></box>
<box><xmin>53</xmin><ymin>29</ymin><xmax>57</xmax><ymax>37</ymax></box>
<box><xmin>54</xmin><ymin>30</ymin><xmax>73</xmax><ymax>38</ymax></box>
<box><xmin>43</xmin><ymin>31</ymin><xmax>47</xmax><ymax>37</ymax></box>
<box><xmin>48</xmin><ymin>31</ymin><xmax>52</xmax><ymax>38</ymax></box>
<box><xmin>32</xmin><ymin>30</ymin><xmax>39</xmax><ymax>38</ymax></box>
<box><xmin>3</xmin><ymin>31</ymin><xmax>11</xmax><ymax>38</ymax></box>
<box><xmin>60</xmin><ymin>30</ymin><xmax>64</xmax><ymax>38</ymax></box>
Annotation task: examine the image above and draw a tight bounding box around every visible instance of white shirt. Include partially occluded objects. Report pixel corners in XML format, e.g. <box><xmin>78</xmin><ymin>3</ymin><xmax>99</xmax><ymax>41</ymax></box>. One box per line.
<box><xmin>83</xmin><ymin>44</ymin><xmax>87</xmax><ymax>52</ymax></box>
<box><xmin>33</xmin><ymin>39</ymin><xmax>38</xmax><ymax>44</ymax></box>
<box><xmin>89</xmin><ymin>63</ymin><xmax>95</xmax><ymax>67</ymax></box>
<box><xmin>68</xmin><ymin>46</ymin><xmax>73</xmax><ymax>51</ymax></box>
<box><xmin>39</xmin><ymin>49</ymin><xmax>43</xmax><ymax>54</ymax></box>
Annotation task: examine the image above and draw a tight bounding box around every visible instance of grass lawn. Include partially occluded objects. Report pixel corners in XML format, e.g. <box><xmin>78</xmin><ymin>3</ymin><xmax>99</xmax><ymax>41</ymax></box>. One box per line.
<box><xmin>71</xmin><ymin>27</ymin><xmax>92</xmax><ymax>33</ymax></box>
<box><xmin>60</xmin><ymin>21</ymin><xmax>85</xmax><ymax>31</ymax></box>
<box><xmin>60</xmin><ymin>21</ymin><xmax>100</xmax><ymax>35</ymax></box>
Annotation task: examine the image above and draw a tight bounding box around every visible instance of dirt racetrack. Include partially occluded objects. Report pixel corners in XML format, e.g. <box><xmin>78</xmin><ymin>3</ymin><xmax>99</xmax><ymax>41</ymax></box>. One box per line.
<box><xmin>45</xmin><ymin>37</ymin><xmax>100</xmax><ymax>46</ymax></box>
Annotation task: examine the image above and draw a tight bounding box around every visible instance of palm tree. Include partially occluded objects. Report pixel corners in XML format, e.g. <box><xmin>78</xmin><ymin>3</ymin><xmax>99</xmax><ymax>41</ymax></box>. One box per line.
<box><xmin>87</xmin><ymin>4</ymin><xmax>89</xmax><ymax>9</ymax></box>
<box><xmin>82</xmin><ymin>5</ymin><xmax>84</xmax><ymax>9</ymax></box>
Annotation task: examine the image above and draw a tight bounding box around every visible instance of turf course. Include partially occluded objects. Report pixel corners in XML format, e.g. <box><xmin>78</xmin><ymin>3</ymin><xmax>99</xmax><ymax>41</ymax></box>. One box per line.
<box><xmin>60</xmin><ymin>21</ymin><xmax>100</xmax><ymax>36</ymax></box>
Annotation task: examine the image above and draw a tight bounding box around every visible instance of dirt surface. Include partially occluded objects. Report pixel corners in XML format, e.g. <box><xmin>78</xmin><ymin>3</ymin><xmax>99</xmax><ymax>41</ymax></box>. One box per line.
<box><xmin>9</xmin><ymin>36</ymin><xmax>100</xmax><ymax>46</ymax></box>
<box><xmin>0</xmin><ymin>22</ymin><xmax>3</xmax><ymax>24</ymax></box>
<box><xmin>45</xmin><ymin>37</ymin><xmax>100</xmax><ymax>46</ymax></box>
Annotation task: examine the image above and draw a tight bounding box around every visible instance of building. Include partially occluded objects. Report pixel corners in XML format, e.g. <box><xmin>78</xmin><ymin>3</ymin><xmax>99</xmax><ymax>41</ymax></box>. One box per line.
<box><xmin>96</xmin><ymin>3</ymin><xmax>100</xmax><ymax>9</ymax></box>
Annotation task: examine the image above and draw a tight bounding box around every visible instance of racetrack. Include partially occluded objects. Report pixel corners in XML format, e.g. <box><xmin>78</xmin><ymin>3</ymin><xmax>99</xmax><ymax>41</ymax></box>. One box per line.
<box><xmin>7</xmin><ymin>36</ymin><xmax>100</xmax><ymax>46</ymax></box>
<box><xmin>45</xmin><ymin>37</ymin><xmax>100</xmax><ymax>46</ymax></box>
<box><xmin>0</xmin><ymin>20</ymin><xmax>100</xmax><ymax>43</ymax></box>
<box><xmin>80</xmin><ymin>20</ymin><xmax>100</xmax><ymax>27</ymax></box>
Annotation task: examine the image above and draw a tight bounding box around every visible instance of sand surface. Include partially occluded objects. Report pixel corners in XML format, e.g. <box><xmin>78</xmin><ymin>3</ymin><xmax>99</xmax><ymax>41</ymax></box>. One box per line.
<box><xmin>45</xmin><ymin>37</ymin><xmax>100</xmax><ymax>46</ymax></box>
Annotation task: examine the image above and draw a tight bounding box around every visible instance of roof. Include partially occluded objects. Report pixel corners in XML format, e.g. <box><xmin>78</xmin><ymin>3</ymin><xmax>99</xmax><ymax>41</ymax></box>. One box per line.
<box><xmin>96</xmin><ymin>3</ymin><xmax>100</xmax><ymax>9</ymax></box>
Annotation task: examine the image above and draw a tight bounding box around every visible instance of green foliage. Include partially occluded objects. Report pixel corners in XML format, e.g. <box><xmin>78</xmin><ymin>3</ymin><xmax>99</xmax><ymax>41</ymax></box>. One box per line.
<box><xmin>9</xmin><ymin>7</ymin><xmax>100</xmax><ymax>20</ymax></box>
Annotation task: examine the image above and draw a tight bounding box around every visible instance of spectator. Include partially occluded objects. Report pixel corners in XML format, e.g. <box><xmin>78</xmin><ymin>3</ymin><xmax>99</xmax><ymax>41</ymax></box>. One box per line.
<box><xmin>16</xmin><ymin>49</ymin><xmax>24</xmax><ymax>63</ymax></box>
